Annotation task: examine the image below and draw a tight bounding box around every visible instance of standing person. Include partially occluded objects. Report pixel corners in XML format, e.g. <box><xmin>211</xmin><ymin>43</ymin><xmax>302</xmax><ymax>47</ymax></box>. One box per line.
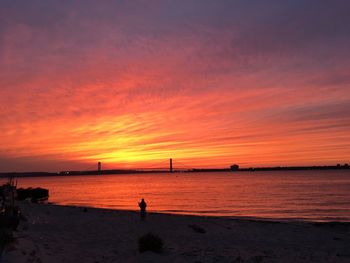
<box><xmin>138</xmin><ymin>198</ymin><xmax>147</xmax><ymax>220</ymax></box>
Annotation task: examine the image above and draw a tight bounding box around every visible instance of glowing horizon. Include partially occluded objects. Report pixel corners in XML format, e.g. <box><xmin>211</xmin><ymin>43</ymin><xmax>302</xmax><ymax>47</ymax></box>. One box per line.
<box><xmin>1</xmin><ymin>1</ymin><xmax>350</xmax><ymax>172</ymax></box>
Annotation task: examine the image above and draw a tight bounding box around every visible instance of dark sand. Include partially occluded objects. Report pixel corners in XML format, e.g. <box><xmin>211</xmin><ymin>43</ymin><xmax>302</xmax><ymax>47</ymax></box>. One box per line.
<box><xmin>2</xmin><ymin>202</ymin><xmax>350</xmax><ymax>262</ymax></box>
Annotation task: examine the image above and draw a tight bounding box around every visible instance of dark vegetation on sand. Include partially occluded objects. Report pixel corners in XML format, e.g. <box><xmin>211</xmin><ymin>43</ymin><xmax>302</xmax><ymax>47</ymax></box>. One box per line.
<box><xmin>0</xmin><ymin>179</ymin><xmax>48</xmax><ymax>257</ymax></box>
<box><xmin>138</xmin><ymin>232</ymin><xmax>164</xmax><ymax>253</ymax></box>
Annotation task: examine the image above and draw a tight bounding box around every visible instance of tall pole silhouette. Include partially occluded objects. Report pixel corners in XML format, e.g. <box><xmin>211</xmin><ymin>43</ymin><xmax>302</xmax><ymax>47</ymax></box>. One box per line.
<box><xmin>170</xmin><ymin>158</ymin><xmax>173</xmax><ymax>173</ymax></box>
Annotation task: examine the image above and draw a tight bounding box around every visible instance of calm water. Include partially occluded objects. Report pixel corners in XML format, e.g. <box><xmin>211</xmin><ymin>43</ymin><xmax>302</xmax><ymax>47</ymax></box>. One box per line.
<box><xmin>6</xmin><ymin>170</ymin><xmax>350</xmax><ymax>222</ymax></box>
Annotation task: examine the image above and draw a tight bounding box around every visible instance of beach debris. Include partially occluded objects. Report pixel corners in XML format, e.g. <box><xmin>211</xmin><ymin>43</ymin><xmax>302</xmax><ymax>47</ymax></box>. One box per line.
<box><xmin>138</xmin><ymin>232</ymin><xmax>163</xmax><ymax>253</ymax></box>
<box><xmin>17</xmin><ymin>188</ymin><xmax>49</xmax><ymax>203</ymax></box>
<box><xmin>188</xmin><ymin>224</ymin><xmax>206</xmax><ymax>234</ymax></box>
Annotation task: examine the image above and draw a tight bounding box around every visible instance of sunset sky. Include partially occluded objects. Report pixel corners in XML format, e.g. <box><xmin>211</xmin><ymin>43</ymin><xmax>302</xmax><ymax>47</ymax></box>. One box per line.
<box><xmin>1</xmin><ymin>0</ymin><xmax>350</xmax><ymax>172</ymax></box>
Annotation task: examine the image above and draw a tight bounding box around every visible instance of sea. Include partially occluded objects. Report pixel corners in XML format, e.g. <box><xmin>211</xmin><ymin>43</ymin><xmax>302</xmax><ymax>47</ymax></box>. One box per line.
<box><xmin>5</xmin><ymin>170</ymin><xmax>350</xmax><ymax>222</ymax></box>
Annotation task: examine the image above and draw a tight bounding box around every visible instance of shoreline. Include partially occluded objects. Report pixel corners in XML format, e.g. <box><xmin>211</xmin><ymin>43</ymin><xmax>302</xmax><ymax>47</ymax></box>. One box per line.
<box><xmin>45</xmin><ymin>202</ymin><xmax>350</xmax><ymax>224</ymax></box>
<box><xmin>2</xmin><ymin>202</ymin><xmax>350</xmax><ymax>262</ymax></box>
<box><xmin>35</xmin><ymin>202</ymin><xmax>350</xmax><ymax>227</ymax></box>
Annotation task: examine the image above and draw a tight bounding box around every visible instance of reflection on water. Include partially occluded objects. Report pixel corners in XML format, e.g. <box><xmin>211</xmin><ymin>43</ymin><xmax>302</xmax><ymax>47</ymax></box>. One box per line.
<box><xmin>6</xmin><ymin>170</ymin><xmax>350</xmax><ymax>222</ymax></box>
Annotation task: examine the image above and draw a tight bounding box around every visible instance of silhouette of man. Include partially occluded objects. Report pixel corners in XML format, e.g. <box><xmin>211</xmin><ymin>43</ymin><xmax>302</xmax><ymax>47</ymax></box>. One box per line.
<box><xmin>138</xmin><ymin>198</ymin><xmax>147</xmax><ymax>220</ymax></box>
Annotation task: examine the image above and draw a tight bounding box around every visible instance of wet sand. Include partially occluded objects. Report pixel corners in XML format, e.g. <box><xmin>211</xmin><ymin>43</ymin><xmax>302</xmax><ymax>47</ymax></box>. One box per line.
<box><xmin>2</xmin><ymin>202</ymin><xmax>350</xmax><ymax>262</ymax></box>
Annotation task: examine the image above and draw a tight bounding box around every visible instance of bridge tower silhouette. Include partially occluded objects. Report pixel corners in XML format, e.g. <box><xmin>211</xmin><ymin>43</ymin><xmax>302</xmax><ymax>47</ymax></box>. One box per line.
<box><xmin>98</xmin><ymin>162</ymin><xmax>102</xmax><ymax>174</ymax></box>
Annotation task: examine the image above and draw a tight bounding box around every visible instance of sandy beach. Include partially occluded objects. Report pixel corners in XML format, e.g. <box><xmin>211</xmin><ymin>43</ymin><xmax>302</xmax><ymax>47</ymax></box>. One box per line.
<box><xmin>1</xmin><ymin>202</ymin><xmax>349</xmax><ymax>263</ymax></box>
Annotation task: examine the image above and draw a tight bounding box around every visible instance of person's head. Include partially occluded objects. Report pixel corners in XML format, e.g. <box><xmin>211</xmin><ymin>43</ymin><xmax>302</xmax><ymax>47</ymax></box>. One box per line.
<box><xmin>141</xmin><ymin>198</ymin><xmax>144</xmax><ymax>201</ymax></box>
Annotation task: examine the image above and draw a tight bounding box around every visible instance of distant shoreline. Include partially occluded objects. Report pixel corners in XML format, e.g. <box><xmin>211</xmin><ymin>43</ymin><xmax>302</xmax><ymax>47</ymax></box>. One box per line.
<box><xmin>0</xmin><ymin>164</ymin><xmax>349</xmax><ymax>178</ymax></box>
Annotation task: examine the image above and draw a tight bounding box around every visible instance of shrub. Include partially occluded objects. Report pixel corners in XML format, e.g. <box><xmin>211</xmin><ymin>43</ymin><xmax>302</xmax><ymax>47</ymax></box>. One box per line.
<box><xmin>138</xmin><ymin>232</ymin><xmax>163</xmax><ymax>253</ymax></box>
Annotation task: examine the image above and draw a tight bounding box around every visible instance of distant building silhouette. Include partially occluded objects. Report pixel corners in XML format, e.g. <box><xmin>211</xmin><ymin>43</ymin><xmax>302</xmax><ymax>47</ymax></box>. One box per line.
<box><xmin>230</xmin><ymin>164</ymin><xmax>239</xmax><ymax>171</ymax></box>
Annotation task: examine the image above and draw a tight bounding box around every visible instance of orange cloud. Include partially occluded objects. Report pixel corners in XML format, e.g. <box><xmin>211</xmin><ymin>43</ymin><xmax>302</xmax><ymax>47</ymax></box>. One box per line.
<box><xmin>1</xmin><ymin>1</ymin><xmax>350</xmax><ymax>171</ymax></box>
